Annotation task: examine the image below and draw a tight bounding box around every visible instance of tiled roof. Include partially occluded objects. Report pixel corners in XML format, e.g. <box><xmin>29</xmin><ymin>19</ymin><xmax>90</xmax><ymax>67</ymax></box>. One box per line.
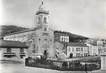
<box><xmin>54</xmin><ymin>30</ymin><xmax>88</xmax><ymax>39</ymax></box>
<box><xmin>67</xmin><ymin>42</ymin><xmax>88</xmax><ymax>47</ymax></box>
<box><xmin>0</xmin><ymin>40</ymin><xmax>28</xmax><ymax>48</ymax></box>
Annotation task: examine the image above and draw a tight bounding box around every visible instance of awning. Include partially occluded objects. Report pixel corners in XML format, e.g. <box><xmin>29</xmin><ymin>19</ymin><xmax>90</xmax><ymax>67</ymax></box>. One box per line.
<box><xmin>0</xmin><ymin>40</ymin><xmax>28</xmax><ymax>48</ymax></box>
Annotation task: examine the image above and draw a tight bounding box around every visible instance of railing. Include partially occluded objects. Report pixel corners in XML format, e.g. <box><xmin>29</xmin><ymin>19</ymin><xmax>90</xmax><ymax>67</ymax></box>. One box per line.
<box><xmin>3</xmin><ymin>52</ymin><xmax>16</xmax><ymax>55</ymax></box>
<box><xmin>3</xmin><ymin>53</ymin><xmax>16</xmax><ymax>57</ymax></box>
<box><xmin>19</xmin><ymin>52</ymin><xmax>26</xmax><ymax>56</ymax></box>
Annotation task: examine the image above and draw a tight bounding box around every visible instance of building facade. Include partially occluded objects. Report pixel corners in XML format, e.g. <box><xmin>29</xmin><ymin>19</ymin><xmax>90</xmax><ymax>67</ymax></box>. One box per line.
<box><xmin>85</xmin><ymin>39</ymin><xmax>106</xmax><ymax>56</ymax></box>
<box><xmin>0</xmin><ymin>40</ymin><xmax>28</xmax><ymax>59</ymax></box>
<box><xmin>66</xmin><ymin>43</ymin><xmax>89</xmax><ymax>58</ymax></box>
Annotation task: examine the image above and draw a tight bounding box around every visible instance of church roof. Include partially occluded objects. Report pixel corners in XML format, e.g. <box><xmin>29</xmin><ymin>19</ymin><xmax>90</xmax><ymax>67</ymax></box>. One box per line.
<box><xmin>0</xmin><ymin>40</ymin><xmax>28</xmax><ymax>48</ymax></box>
<box><xmin>36</xmin><ymin>9</ymin><xmax>49</xmax><ymax>15</ymax></box>
<box><xmin>36</xmin><ymin>0</ymin><xmax>49</xmax><ymax>15</ymax></box>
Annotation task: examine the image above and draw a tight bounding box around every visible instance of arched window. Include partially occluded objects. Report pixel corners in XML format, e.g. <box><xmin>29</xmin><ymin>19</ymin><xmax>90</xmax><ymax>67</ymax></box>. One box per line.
<box><xmin>44</xmin><ymin>17</ymin><xmax>47</xmax><ymax>24</ymax></box>
<box><xmin>37</xmin><ymin>16</ymin><xmax>41</xmax><ymax>24</ymax></box>
<box><xmin>37</xmin><ymin>15</ymin><xmax>43</xmax><ymax>24</ymax></box>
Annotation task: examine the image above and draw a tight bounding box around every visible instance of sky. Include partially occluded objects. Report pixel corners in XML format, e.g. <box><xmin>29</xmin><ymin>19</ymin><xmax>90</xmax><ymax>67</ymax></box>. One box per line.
<box><xmin>0</xmin><ymin>0</ymin><xmax>106</xmax><ymax>38</ymax></box>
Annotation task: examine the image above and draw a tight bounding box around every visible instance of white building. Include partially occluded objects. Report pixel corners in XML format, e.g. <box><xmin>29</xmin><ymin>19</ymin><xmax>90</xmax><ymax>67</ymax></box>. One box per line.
<box><xmin>86</xmin><ymin>40</ymin><xmax>105</xmax><ymax>56</ymax></box>
<box><xmin>66</xmin><ymin>43</ymin><xmax>89</xmax><ymax>58</ymax></box>
<box><xmin>87</xmin><ymin>43</ymin><xmax>99</xmax><ymax>56</ymax></box>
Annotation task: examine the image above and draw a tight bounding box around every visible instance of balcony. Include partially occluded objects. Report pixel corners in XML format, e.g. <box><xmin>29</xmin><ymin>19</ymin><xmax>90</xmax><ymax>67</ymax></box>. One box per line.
<box><xmin>3</xmin><ymin>52</ymin><xmax>16</xmax><ymax>57</ymax></box>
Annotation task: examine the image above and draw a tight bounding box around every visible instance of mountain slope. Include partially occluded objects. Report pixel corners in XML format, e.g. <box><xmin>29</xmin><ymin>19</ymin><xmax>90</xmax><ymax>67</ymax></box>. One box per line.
<box><xmin>0</xmin><ymin>25</ymin><xmax>29</xmax><ymax>37</ymax></box>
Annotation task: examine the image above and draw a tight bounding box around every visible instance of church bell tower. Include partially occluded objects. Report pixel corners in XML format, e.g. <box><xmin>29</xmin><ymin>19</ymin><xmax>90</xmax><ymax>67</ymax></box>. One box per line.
<box><xmin>35</xmin><ymin>0</ymin><xmax>49</xmax><ymax>27</ymax></box>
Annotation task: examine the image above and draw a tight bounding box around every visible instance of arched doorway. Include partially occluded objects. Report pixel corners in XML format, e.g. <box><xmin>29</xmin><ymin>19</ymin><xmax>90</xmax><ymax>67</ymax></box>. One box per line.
<box><xmin>69</xmin><ymin>53</ymin><xmax>73</xmax><ymax>58</ymax></box>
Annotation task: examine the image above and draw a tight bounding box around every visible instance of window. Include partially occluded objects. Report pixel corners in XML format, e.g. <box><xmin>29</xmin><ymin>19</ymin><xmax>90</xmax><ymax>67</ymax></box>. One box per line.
<box><xmin>65</xmin><ymin>36</ymin><xmax>69</xmax><ymax>42</ymax></box>
<box><xmin>32</xmin><ymin>49</ymin><xmax>36</xmax><ymax>53</ymax></box>
<box><xmin>39</xmin><ymin>38</ymin><xmax>41</xmax><ymax>41</ymax></box>
<box><xmin>76</xmin><ymin>48</ymin><xmax>80</xmax><ymax>51</ymax></box>
<box><xmin>37</xmin><ymin>15</ymin><xmax>42</xmax><ymax>24</ymax></box>
<box><xmin>20</xmin><ymin>48</ymin><xmax>24</xmax><ymax>53</ymax></box>
<box><xmin>76</xmin><ymin>53</ymin><xmax>80</xmax><ymax>57</ymax></box>
<box><xmin>81</xmin><ymin>48</ymin><xmax>83</xmax><ymax>51</ymax></box>
<box><xmin>42</xmin><ymin>33</ymin><xmax>49</xmax><ymax>36</ymax></box>
<box><xmin>7</xmin><ymin>48</ymin><xmax>11</xmax><ymax>53</ymax></box>
<box><xmin>84</xmin><ymin>53</ymin><xmax>88</xmax><ymax>56</ymax></box>
<box><xmin>44</xmin><ymin>17</ymin><xmax>47</xmax><ymax>24</ymax></box>
<box><xmin>60</xmin><ymin>36</ymin><xmax>69</xmax><ymax>42</ymax></box>
<box><xmin>44</xmin><ymin>27</ymin><xmax>47</xmax><ymax>31</ymax></box>
<box><xmin>60</xmin><ymin>36</ymin><xmax>63</xmax><ymax>41</ymax></box>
